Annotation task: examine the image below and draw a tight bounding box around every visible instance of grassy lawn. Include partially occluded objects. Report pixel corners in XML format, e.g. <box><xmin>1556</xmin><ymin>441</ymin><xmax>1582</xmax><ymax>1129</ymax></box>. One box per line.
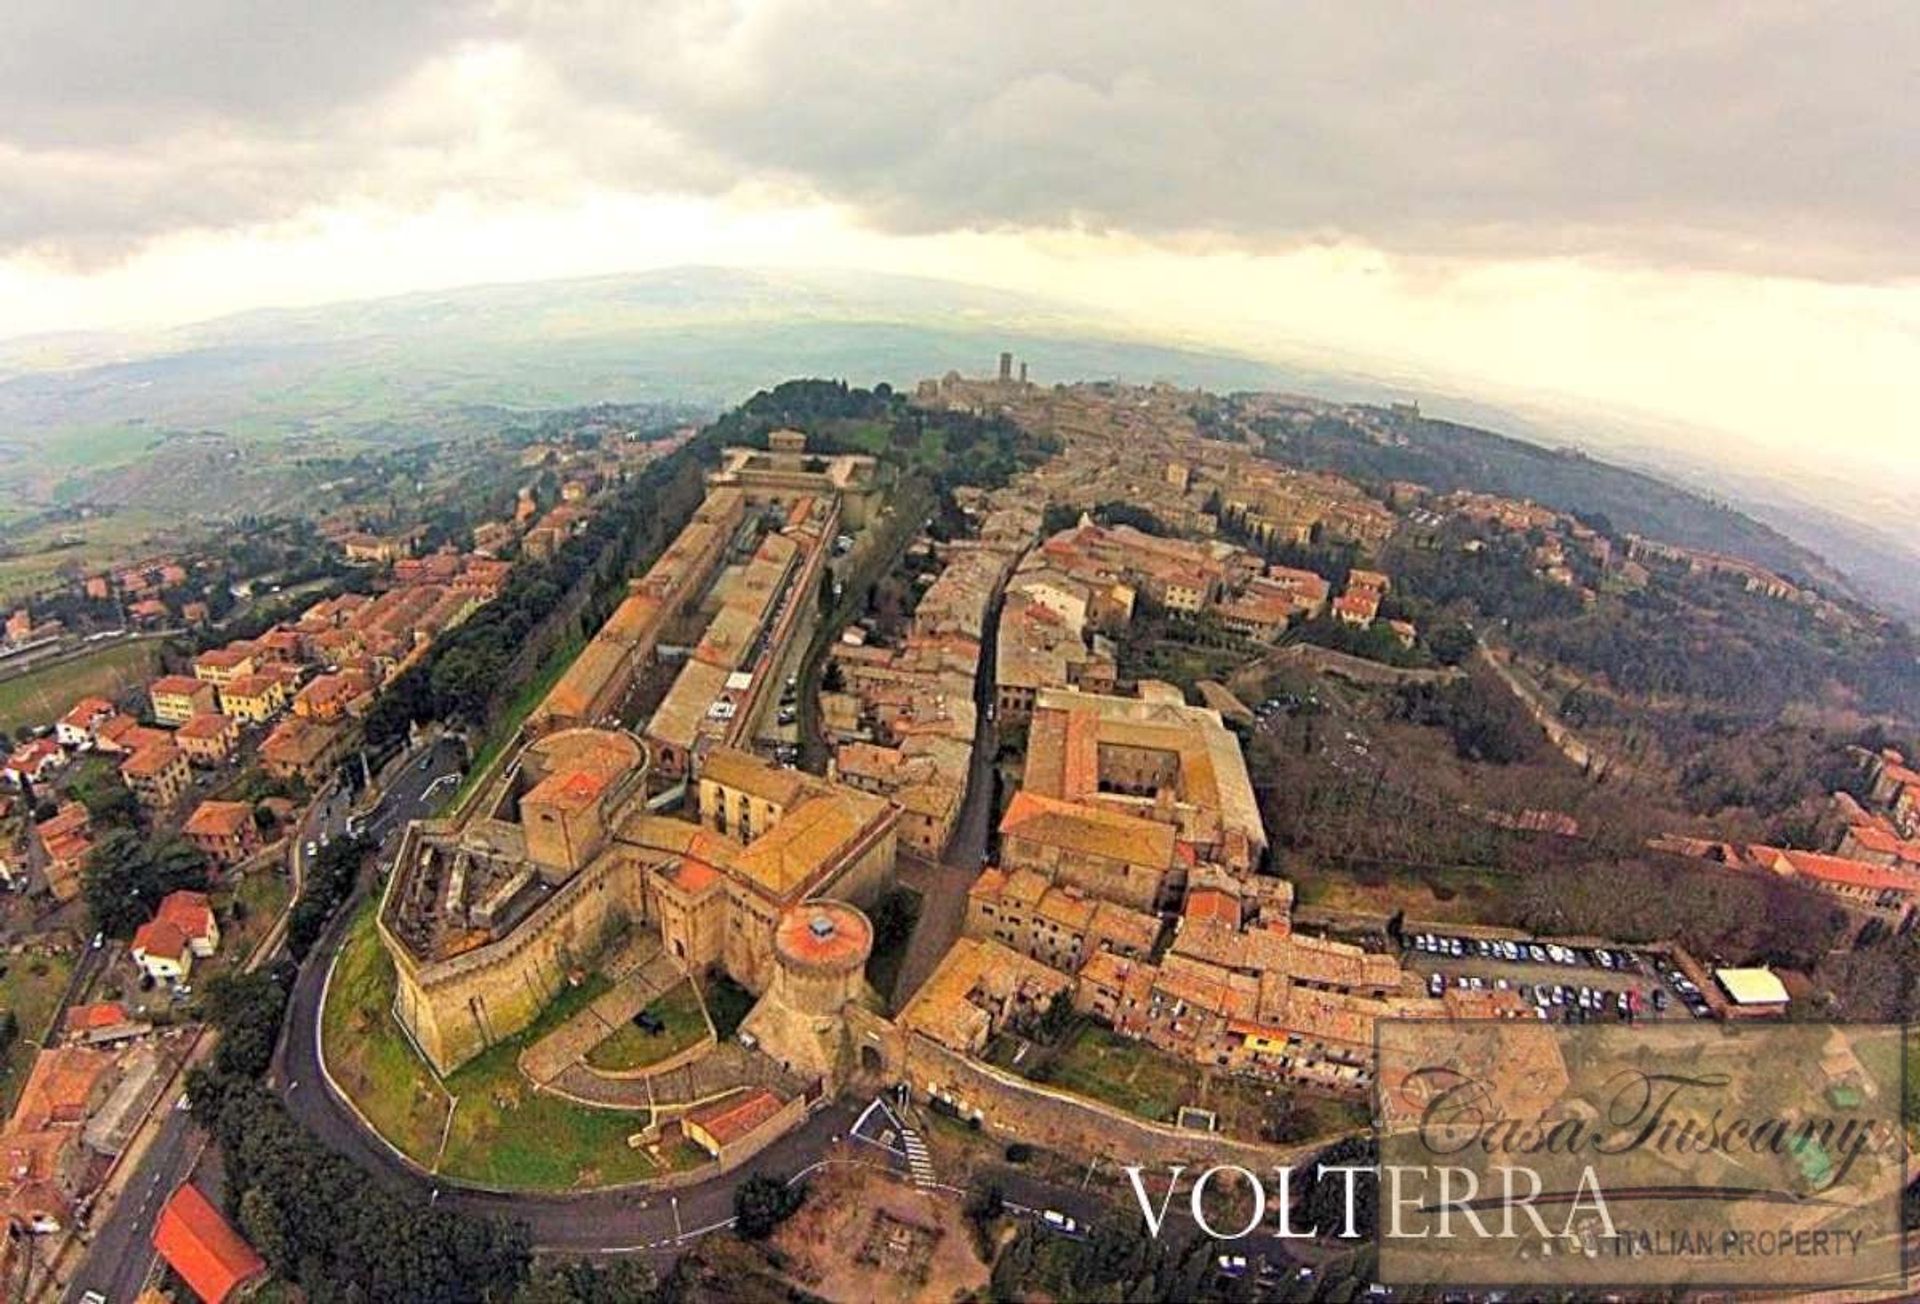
<box><xmin>436</xmin><ymin>973</ymin><xmax>677</xmax><ymax>1190</ymax></box>
<box><xmin>220</xmin><ymin>868</ymin><xmax>291</xmax><ymax>963</ymax></box>
<box><xmin>0</xmin><ymin>949</ymin><xmax>76</xmax><ymax>1117</ymax></box>
<box><xmin>1037</xmin><ymin>1023</ymin><xmax>1198</xmax><ymax>1124</ymax></box>
<box><xmin>448</xmin><ymin>630</ymin><xmax>586</xmax><ymax>817</ymax></box>
<box><xmin>704</xmin><ymin>974</ymin><xmax>754</xmax><ymax>1042</ymax></box>
<box><xmin>584</xmin><ymin>980</ymin><xmax>709</xmax><ymax>1073</ymax></box>
<box><xmin>1034</xmin><ymin>1022</ymin><xmax>1365</xmax><ymax>1144</ymax></box>
<box><xmin>321</xmin><ymin>895</ymin><xmax>698</xmax><ymax>1190</ymax></box>
<box><xmin>320</xmin><ymin>898</ymin><xmax>455</xmax><ymax>1166</ymax></box>
<box><xmin>0</xmin><ymin>639</ymin><xmax>161</xmax><ymax>736</ymax></box>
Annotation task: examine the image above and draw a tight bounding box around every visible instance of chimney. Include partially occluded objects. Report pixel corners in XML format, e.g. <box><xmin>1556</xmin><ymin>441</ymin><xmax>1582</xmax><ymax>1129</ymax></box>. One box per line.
<box><xmin>998</xmin><ymin>351</ymin><xmax>1013</xmax><ymax>383</ymax></box>
<box><xmin>1018</xmin><ymin>360</ymin><xmax>1029</xmax><ymax>385</ymax></box>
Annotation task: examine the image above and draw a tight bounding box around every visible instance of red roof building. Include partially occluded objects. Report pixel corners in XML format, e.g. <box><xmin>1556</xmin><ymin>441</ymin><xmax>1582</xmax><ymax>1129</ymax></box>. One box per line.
<box><xmin>153</xmin><ymin>1183</ymin><xmax>267</xmax><ymax>1303</ymax></box>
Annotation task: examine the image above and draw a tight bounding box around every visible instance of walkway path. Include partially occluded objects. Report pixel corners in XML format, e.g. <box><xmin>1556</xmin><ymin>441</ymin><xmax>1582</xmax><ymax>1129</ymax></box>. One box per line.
<box><xmin>520</xmin><ymin>939</ymin><xmax>683</xmax><ymax>1085</ymax></box>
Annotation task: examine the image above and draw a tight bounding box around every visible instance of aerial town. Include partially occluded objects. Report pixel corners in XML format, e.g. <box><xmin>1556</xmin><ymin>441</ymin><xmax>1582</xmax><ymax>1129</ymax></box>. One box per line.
<box><xmin>1</xmin><ymin>352</ymin><xmax>1913</xmax><ymax>1302</ymax></box>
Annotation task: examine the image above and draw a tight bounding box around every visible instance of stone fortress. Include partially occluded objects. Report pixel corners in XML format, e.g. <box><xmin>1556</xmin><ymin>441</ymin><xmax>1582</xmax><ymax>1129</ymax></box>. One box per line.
<box><xmin>378</xmin><ymin>430</ymin><xmax>894</xmax><ymax>1088</ymax></box>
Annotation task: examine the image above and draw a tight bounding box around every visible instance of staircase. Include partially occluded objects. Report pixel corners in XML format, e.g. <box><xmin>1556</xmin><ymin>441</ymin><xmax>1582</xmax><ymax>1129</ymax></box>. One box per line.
<box><xmin>899</xmin><ymin>1123</ymin><xmax>937</xmax><ymax>1188</ymax></box>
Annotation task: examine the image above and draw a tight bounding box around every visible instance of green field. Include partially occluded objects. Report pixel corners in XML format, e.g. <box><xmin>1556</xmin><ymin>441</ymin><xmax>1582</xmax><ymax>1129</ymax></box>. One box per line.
<box><xmin>212</xmin><ymin>867</ymin><xmax>292</xmax><ymax>971</ymax></box>
<box><xmin>0</xmin><ymin>639</ymin><xmax>162</xmax><ymax>736</ymax></box>
<box><xmin>0</xmin><ymin>949</ymin><xmax>76</xmax><ymax>1117</ymax></box>
<box><xmin>321</xmin><ymin>899</ymin><xmax>456</xmax><ymax>1164</ymax></box>
<box><xmin>447</xmin><ymin>630</ymin><xmax>587</xmax><ymax>817</ymax></box>
<box><xmin>321</xmin><ymin>896</ymin><xmax>701</xmax><ymax>1190</ymax></box>
<box><xmin>1039</xmin><ymin>1023</ymin><xmax>1197</xmax><ymax>1123</ymax></box>
<box><xmin>584</xmin><ymin>981</ymin><xmax>710</xmax><ymax>1072</ymax></box>
<box><xmin>1034</xmin><ymin>1021</ymin><xmax>1365</xmax><ymax>1143</ymax></box>
<box><xmin>0</xmin><ymin>508</ymin><xmax>180</xmax><ymax>603</ymax></box>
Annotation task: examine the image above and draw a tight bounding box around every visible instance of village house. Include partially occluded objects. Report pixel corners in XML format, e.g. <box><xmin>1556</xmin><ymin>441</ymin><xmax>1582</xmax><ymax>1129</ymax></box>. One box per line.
<box><xmin>148</xmin><ymin>675</ymin><xmax>219</xmax><ymax>726</ymax></box>
<box><xmin>120</xmin><ymin>742</ymin><xmax>190</xmax><ymax>810</ymax></box>
<box><xmin>54</xmin><ymin>697</ymin><xmax>116</xmax><ymax>750</ymax></box>
<box><xmin>260</xmin><ymin>715</ymin><xmax>349</xmax><ymax>785</ymax></box>
<box><xmin>182</xmin><ymin>800</ymin><xmax>261</xmax><ymax>865</ymax></box>
<box><xmin>131</xmin><ymin>889</ymin><xmax>220</xmax><ymax>983</ymax></box>
<box><xmin>216</xmin><ymin>672</ymin><xmax>289</xmax><ymax>724</ymax></box>
<box><xmin>34</xmin><ymin>803</ymin><xmax>91</xmax><ymax>902</ymax></box>
<box><xmin>153</xmin><ymin>1183</ymin><xmax>268</xmax><ymax>1304</ymax></box>
<box><xmin>3</xmin><ymin>738</ymin><xmax>66</xmax><ymax>789</ymax></box>
<box><xmin>191</xmin><ymin>645</ymin><xmax>257</xmax><ymax>688</ymax></box>
<box><xmin>173</xmin><ymin>713</ymin><xmax>240</xmax><ymax>766</ymax></box>
<box><xmin>678</xmin><ymin>1086</ymin><xmax>796</xmax><ymax>1164</ymax></box>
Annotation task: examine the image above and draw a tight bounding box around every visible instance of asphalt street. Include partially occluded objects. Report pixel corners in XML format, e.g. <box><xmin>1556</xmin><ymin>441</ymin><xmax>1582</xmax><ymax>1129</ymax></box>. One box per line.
<box><xmin>63</xmin><ymin>705</ymin><xmax>1212</xmax><ymax>1295</ymax></box>
<box><xmin>62</xmin><ymin>736</ymin><xmax>464</xmax><ymax>1304</ymax></box>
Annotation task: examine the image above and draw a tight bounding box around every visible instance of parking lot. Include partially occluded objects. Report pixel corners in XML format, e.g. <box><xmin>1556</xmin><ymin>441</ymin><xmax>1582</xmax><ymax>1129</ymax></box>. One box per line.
<box><xmin>1403</xmin><ymin>932</ymin><xmax>1712</xmax><ymax>1022</ymax></box>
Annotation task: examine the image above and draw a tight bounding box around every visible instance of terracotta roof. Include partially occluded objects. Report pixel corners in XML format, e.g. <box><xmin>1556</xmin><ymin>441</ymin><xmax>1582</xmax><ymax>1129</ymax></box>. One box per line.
<box><xmin>664</xmin><ymin>858</ymin><xmax>721</xmax><ymax>895</ymax></box>
<box><xmin>1778</xmin><ymin>849</ymin><xmax>1920</xmax><ymax>895</ymax></box>
<box><xmin>120</xmin><ymin>743</ymin><xmax>183</xmax><ymax>778</ymax></box>
<box><xmin>184</xmin><ymin>800</ymin><xmax>253</xmax><ymax>839</ymax></box>
<box><xmin>59</xmin><ymin>697</ymin><xmax>115</xmax><ymax>727</ymax></box>
<box><xmin>193</xmin><ymin>647</ymin><xmax>253</xmax><ymax>671</ymax></box>
<box><xmin>998</xmin><ymin>789</ymin><xmax>1176</xmax><ymax>869</ymax></box>
<box><xmin>1183</xmin><ymin>888</ymin><xmax>1242</xmax><ymax>929</ymax></box>
<box><xmin>153</xmin><ymin>1183</ymin><xmax>267</xmax><ymax>1304</ymax></box>
<box><xmin>176</xmin><ymin>713</ymin><xmax>236</xmax><ymax>740</ymax></box>
<box><xmin>64</xmin><ymin>1002</ymin><xmax>132</xmax><ymax>1034</ymax></box>
<box><xmin>132</xmin><ymin>919</ymin><xmax>188</xmax><ymax>964</ymax></box>
<box><xmin>149</xmin><ymin>675</ymin><xmax>209</xmax><ymax>698</ymax></box>
<box><xmin>219</xmin><ymin>673</ymin><xmax>280</xmax><ymax>700</ymax></box>
<box><xmin>774</xmin><ymin>902</ymin><xmax>871</xmax><ymax>970</ymax></box>
<box><xmin>701</xmin><ymin>747</ymin><xmax>808</xmax><ymax>809</ymax></box>
<box><xmin>12</xmin><ymin>1045</ymin><xmax>114</xmax><ymax>1128</ymax></box>
<box><xmin>684</xmin><ymin>1087</ymin><xmax>788</xmax><ymax>1148</ymax></box>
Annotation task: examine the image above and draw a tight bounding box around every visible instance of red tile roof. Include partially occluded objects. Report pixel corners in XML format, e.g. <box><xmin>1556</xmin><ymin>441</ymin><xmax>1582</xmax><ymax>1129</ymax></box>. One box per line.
<box><xmin>684</xmin><ymin>1087</ymin><xmax>787</xmax><ymax>1148</ymax></box>
<box><xmin>65</xmin><ymin>1002</ymin><xmax>132</xmax><ymax>1034</ymax></box>
<box><xmin>153</xmin><ymin>1183</ymin><xmax>267</xmax><ymax>1304</ymax></box>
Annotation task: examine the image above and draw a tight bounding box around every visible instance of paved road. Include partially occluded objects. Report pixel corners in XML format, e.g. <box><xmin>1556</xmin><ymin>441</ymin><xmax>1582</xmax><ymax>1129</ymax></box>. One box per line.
<box><xmin>888</xmin><ymin>561</ymin><xmax>1012</xmax><ymax>1007</ymax></box>
<box><xmin>62</xmin><ymin>1107</ymin><xmax>203</xmax><ymax>1304</ymax></box>
<box><xmin>62</xmin><ymin>738</ymin><xmax>462</xmax><ymax>1304</ymax></box>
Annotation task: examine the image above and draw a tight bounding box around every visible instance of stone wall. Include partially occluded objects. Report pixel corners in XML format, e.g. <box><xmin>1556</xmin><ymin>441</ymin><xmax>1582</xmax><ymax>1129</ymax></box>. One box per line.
<box><xmin>845</xmin><ymin>1010</ymin><xmax>1318</xmax><ymax>1171</ymax></box>
<box><xmin>386</xmin><ymin>850</ymin><xmax>650</xmax><ymax>1073</ymax></box>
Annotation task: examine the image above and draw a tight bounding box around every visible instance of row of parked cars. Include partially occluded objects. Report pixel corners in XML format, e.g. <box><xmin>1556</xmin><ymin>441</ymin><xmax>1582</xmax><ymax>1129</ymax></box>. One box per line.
<box><xmin>1657</xmin><ymin>964</ymin><xmax>1712</xmax><ymax>1016</ymax></box>
<box><xmin>1409</xmin><ymin>933</ymin><xmax>1645</xmax><ymax>973</ymax></box>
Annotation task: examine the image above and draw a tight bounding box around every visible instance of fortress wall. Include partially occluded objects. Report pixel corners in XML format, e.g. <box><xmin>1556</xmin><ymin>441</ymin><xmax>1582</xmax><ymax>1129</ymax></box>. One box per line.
<box><xmin>892</xmin><ymin>1030</ymin><xmax>1317</xmax><ymax>1172</ymax></box>
<box><xmin>816</xmin><ymin>818</ymin><xmax>899</xmax><ymax>912</ymax></box>
<box><xmin>388</xmin><ymin>851</ymin><xmax>651</xmax><ymax>1074</ymax></box>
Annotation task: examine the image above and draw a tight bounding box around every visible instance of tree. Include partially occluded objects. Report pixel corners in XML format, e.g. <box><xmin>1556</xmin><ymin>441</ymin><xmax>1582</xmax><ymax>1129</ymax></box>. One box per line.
<box><xmin>203</xmin><ymin>970</ymin><xmax>292</xmax><ymax>1078</ymax></box>
<box><xmin>514</xmin><ymin>1258</ymin><xmax>657</xmax><ymax>1304</ymax></box>
<box><xmin>67</xmin><ymin>760</ymin><xmax>139</xmax><ymax>826</ymax></box>
<box><xmin>1429</xmin><ymin>621</ymin><xmax>1477</xmax><ymax>666</ymax></box>
<box><xmin>83</xmin><ymin>830</ymin><xmax>208</xmax><ymax>938</ymax></box>
<box><xmin>732</xmin><ymin>1173</ymin><xmax>805</xmax><ymax>1240</ymax></box>
<box><xmin>238</xmin><ymin>1186</ymin><xmax>292</xmax><ymax>1274</ymax></box>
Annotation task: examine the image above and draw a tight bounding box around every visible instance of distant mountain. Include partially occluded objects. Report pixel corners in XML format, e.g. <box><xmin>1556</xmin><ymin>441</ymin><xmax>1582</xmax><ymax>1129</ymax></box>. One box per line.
<box><xmin>0</xmin><ymin>264</ymin><xmax>1911</xmax><ymax>618</ymax></box>
<box><xmin>0</xmin><ymin>267</ymin><xmax>1370</xmax><ymax>457</ymax></box>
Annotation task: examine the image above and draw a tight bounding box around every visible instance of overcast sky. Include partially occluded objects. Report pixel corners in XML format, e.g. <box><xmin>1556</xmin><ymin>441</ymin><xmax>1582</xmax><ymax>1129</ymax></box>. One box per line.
<box><xmin>3</xmin><ymin>1</ymin><xmax>1915</xmax><ymax>491</ymax></box>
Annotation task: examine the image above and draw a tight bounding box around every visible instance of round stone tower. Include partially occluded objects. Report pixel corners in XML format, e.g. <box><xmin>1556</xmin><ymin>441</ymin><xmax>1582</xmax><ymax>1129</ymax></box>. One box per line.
<box><xmin>768</xmin><ymin>899</ymin><xmax>872</xmax><ymax>1020</ymax></box>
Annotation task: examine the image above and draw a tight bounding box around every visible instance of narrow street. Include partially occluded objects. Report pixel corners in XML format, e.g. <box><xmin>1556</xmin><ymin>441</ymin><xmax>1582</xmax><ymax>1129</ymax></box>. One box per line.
<box><xmin>887</xmin><ymin>560</ymin><xmax>1013</xmax><ymax>1009</ymax></box>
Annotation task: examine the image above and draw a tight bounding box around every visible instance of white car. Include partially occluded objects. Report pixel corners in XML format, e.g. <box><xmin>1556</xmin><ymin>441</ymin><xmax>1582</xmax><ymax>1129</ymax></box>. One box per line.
<box><xmin>1217</xmin><ymin>1254</ymin><xmax>1248</xmax><ymax>1277</ymax></box>
<box><xmin>1041</xmin><ymin>1209</ymin><xmax>1080</xmax><ymax>1236</ymax></box>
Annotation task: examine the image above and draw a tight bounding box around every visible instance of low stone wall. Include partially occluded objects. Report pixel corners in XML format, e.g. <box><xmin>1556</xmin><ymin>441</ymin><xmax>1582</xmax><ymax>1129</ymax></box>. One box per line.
<box><xmin>896</xmin><ymin>1029</ymin><xmax>1324</xmax><ymax>1171</ymax></box>
<box><xmin>1278</xmin><ymin>643</ymin><xmax>1464</xmax><ymax>687</ymax></box>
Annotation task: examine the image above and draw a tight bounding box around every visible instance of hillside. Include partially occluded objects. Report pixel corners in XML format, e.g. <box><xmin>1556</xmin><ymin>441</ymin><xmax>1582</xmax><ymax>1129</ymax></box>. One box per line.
<box><xmin>1260</xmin><ymin>405</ymin><xmax>1860</xmax><ymax>602</ymax></box>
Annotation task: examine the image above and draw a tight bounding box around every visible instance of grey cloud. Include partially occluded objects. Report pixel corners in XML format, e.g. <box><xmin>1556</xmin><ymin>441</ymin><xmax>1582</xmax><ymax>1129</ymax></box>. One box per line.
<box><xmin>2</xmin><ymin>0</ymin><xmax>1915</xmax><ymax>278</ymax></box>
